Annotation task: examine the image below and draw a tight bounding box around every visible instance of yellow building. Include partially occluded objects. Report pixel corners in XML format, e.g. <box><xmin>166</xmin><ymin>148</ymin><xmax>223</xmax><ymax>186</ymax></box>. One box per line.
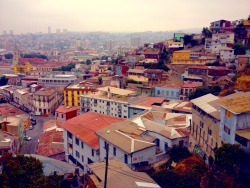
<box><xmin>64</xmin><ymin>83</ymin><xmax>96</xmax><ymax>107</ymax></box>
<box><xmin>13</xmin><ymin>62</ymin><xmax>32</xmax><ymax>73</ymax></box>
<box><xmin>172</xmin><ymin>50</ymin><xmax>206</xmax><ymax>64</ymax></box>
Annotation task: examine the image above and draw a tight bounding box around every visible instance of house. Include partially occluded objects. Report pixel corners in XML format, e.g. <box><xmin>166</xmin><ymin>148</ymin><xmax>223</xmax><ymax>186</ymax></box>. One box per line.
<box><xmin>172</xmin><ymin>50</ymin><xmax>207</xmax><ymax>64</ymax></box>
<box><xmin>190</xmin><ymin>94</ymin><xmax>221</xmax><ymax>159</ymax></box>
<box><xmin>219</xmin><ymin>47</ymin><xmax>235</xmax><ymax>64</ymax></box>
<box><xmin>0</xmin><ymin>130</ymin><xmax>18</xmax><ymax>156</ymax></box>
<box><xmin>219</xmin><ymin>92</ymin><xmax>250</xmax><ymax>154</ymax></box>
<box><xmin>80</xmin><ymin>86</ymin><xmax>138</xmax><ymax>118</ymax></box>
<box><xmin>97</xmin><ymin>110</ymin><xmax>191</xmax><ymax>170</ymax></box>
<box><xmin>36</xmin><ymin>129</ymin><xmax>64</xmax><ymax>161</ymax></box>
<box><xmin>87</xmin><ymin>158</ymin><xmax>160</xmax><ymax>188</ymax></box>
<box><xmin>144</xmin><ymin>69</ymin><xmax>164</xmax><ymax>84</ymax></box>
<box><xmin>174</xmin><ymin>33</ymin><xmax>185</xmax><ymax>42</ymax></box>
<box><xmin>0</xmin><ymin>116</ymin><xmax>24</xmax><ymax>151</ymax></box>
<box><xmin>55</xmin><ymin>106</ymin><xmax>79</xmax><ymax>121</ymax></box>
<box><xmin>210</xmin><ymin>20</ymin><xmax>231</xmax><ymax>33</ymax></box>
<box><xmin>165</xmin><ymin>41</ymin><xmax>184</xmax><ymax>52</ymax></box>
<box><xmin>154</xmin><ymin>84</ymin><xmax>181</xmax><ymax>100</ymax></box>
<box><xmin>180</xmin><ymin>83</ymin><xmax>201</xmax><ymax>100</ymax></box>
<box><xmin>31</xmin><ymin>88</ymin><xmax>60</xmax><ymax>115</ymax></box>
<box><xmin>128</xmin><ymin>97</ymin><xmax>167</xmax><ymax>118</ymax></box>
<box><xmin>136</xmin><ymin>85</ymin><xmax>154</xmax><ymax>96</ymax></box>
<box><xmin>61</xmin><ymin>112</ymin><xmax>123</xmax><ymax>170</ymax></box>
<box><xmin>64</xmin><ymin>82</ymin><xmax>96</xmax><ymax>107</ymax></box>
<box><xmin>236</xmin><ymin>55</ymin><xmax>250</xmax><ymax>72</ymax></box>
<box><xmin>143</xmin><ymin>48</ymin><xmax>160</xmax><ymax>60</ymax></box>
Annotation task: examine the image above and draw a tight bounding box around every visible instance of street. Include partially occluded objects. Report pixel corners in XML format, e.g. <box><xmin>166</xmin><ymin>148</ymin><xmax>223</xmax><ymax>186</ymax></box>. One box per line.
<box><xmin>20</xmin><ymin>115</ymin><xmax>55</xmax><ymax>154</ymax></box>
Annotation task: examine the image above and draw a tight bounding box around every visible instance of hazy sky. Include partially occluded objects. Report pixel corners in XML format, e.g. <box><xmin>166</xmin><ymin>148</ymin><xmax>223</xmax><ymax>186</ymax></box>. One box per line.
<box><xmin>0</xmin><ymin>0</ymin><xmax>249</xmax><ymax>34</ymax></box>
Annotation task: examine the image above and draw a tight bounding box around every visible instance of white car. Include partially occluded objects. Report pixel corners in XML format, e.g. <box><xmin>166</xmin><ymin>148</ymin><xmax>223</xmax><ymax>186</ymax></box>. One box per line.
<box><xmin>24</xmin><ymin>136</ymin><xmax>32</xmax><ymax>141</ymax></box>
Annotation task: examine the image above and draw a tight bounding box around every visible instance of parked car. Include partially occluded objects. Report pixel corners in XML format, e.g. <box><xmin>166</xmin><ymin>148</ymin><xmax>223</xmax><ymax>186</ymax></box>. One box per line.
<box><xmin>31</xmin><ymin>121</ymin><xmax>36</xmax><ymax>125</ymax></box>
<box><xmin>42</xmin><ymin>114</ymin><xmax>49</xmax><ymax>117</ymax></box>
<box><xmin>28</xmin><ymin>126</ymin><xmax>34</xmax><ymax>130</ymax></box>
<box><xmin>34</xmin><ymin>112</ymin><xmax>42</xmax><ymax>116</ymax></box>
<box><xmin>23</xmin><ymin>136</ymin><xmax>32</xmax><ymax>141</ymax></box>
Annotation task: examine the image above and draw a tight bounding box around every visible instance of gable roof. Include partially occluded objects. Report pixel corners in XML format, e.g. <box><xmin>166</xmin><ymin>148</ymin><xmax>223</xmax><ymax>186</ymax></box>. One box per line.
<box><xmin>88</xmin><ymin>158</ymin><xmax>160</xmax><ymax>188</ymax></box>
<box><xmin>61</xmin><ymin>112</ymin><xmax>123</xmax><ymax>149</ymax></box>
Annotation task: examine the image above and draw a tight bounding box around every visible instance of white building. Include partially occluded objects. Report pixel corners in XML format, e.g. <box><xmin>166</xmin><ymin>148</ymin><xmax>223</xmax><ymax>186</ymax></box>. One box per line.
<box><xmin>80</xmin><ymin>86</ymin><xmax>138</xmax><ymax>118</ymax></box>
<box><xmin>61</xmin><ymin>112</ymin><xmax>123</xmax><ymax>170</ymax></box>
<box><xmin>31</xmin><ymin>88</ymin><xmax>60</xmax><ymax>115</ymax></box>
<box><xmin>219</xmin><ymin>47</ymin><xmax>235</xmax><ymax>66</ymax></box>
<box><xmin>97</xmin><ymin>110</ymin><xmax>191</xmax><ymax>170</ymax></box>
<box><xmin>38</xmin><ymin>74</ymin><xmax>77</xmax><ymax>87</ymax></box>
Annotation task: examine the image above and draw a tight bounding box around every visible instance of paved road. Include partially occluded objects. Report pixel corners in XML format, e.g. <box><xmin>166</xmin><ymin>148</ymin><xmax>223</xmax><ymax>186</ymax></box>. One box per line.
<box><xmin>20</xmin><ymin>115</ymin><xmax>55</xmax><ymax>154</ymax></box>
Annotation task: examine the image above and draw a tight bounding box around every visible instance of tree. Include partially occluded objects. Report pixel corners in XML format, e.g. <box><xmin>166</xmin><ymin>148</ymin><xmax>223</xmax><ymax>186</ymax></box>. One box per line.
<box><xmin>202</xmin><ymin>27</ymin><xmax>212</xmax><ymax>38</ymax></box>
<box><xmin>86</xmin><ymin>59</ymin><xmax>91</xmax><ymax>65</ymax></box>
<box><xmin>0</xmin><ymin>153</ymin><xmax>44</xmax><ymax>188</ymax></box>
<box><xmin>233</xmin><ymin>42</ymin><xmax>246</xmax><ymax>55</ymax></box>
<box><xmin>214</xmin><ymin>143</ymin><xmax>247</xmax><ymax>173</ymax></box>
<box><xmin>188</xmin><ymin>86</ymin><xmax>211</xmax><ymax>100</ymax></box>
<box><xmin>188</xmin><ymin>85</ymin><xmax>221</xmax><ymax>100</ymax></box>
<box><xmin>0</xmin><ymin>75</ymin><xmax>8</xmax><ymax>86</ymax></box>
<box><xmin>168</xmin><ymin>145</ymin><xmax>191</xmax><ymax>162</ymax></box>
<box><xmin>184</xmin><ymin>35</ymin><xmax>192</xmax><ymax>45</ymax></box>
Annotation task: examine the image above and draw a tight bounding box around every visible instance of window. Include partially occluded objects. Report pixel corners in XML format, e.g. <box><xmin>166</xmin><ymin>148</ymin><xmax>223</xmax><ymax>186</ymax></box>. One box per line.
<box><xmin>208</xmin><ymin>128</ymin><xmax>212</xmax><ymax>136</ymax></box>
<box><xmin>224</xmin><ymin>125</ymin><xmax>230</xmax><ymax>135</ymax></box>
<box><xmin>124</xmin><ymin>154</ymin><xmax>128</xmax><ymax>164</ymax></box>
<box><xmin>235</xmin><ymin>135</ymin><xmax>248</xmax><ymax>147</ymax></box>
<box><xmin>75</xmin><ymin>138</ymin><xmax>79</xmax><ymax>145</ymax></box>
<box><xmin>67</xmin><ymin>132</ymin><xmax>72</xmax><ymax>139</ymax></box>
<box><xmin>157</xmin><ymin>90</ymin><xmax>160</xmax><ymax>95</ymax></box>
<box><xmin>200</xmin><ymin>121</ymin><xmax>204</xmax><ymax>128</ymax></box>
<box><xmin>113</xmin><ymin>147</ymin><xmax>116</xmax><ymax>156</ymax></box>
<box><xmin>81</xmin><ymin>155</ymin><xmax>84</xmax><ymax>162</ymax></box>
<box><xmin>92</xmin><ymin>149</ymin><xmax>95</xmax><ymax>157</ymax></box>
<box><xmin>76</xmin><ymin>150</ymin><xmax>80</xmax><ymax>158</ymax></box>
<box><xmin>225</xmin><ymin>110</ymin><xmax>232</xmax><ymax>118</ymax></box>
<box><xmin>81</xmin><ymin>142</ymin><xmax>84</xmax><ymax>149</ymax></box>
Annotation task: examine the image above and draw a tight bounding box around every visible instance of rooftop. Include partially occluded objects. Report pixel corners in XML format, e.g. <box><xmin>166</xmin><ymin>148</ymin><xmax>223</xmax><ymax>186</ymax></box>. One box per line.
<box><xmin>34</xmin><ymin>88</ymin><xmax>57</xmax><ymax>96</ymax></box>
<box><xmin>87</xmin><ymin>158</ymin><xmax>160</xmax><ymax>188</ymax></box>
<box><xmin>55</xmin><ymin>106</ymin><xmax>80</xmax><ymax>114</ymax></box>
<box><xmin>61</xmin><ymin>112</ymin><xmax>123</xmax><ymax>150</ymax></box>
<box><xmin>235</xmin><ymin>129</ymin><xmax>250</xmax><ymax>140</ymax></box>
<box><xmin>130</xmin><ymin>97</ymin><xmax>166</xmax><ymax>108</ymax></box>
<box><xmin>219</xmin><ymin>93</ymin><xmax>250</xmax><ymax>114</ymax></box>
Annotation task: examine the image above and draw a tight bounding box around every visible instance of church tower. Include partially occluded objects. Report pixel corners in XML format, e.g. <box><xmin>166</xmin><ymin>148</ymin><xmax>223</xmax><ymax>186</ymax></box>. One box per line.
<box><xmin>13</xmin><ymin>44</ymin><xmax>20</xmax><ymax>66</ymax></box>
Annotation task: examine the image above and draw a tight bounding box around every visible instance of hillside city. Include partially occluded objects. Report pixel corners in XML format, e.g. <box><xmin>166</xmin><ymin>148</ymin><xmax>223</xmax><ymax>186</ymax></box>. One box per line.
<box><xmin>0</xmin><ymin>15</ymin><xmax>250</xmax><ymax>188</ymax></box>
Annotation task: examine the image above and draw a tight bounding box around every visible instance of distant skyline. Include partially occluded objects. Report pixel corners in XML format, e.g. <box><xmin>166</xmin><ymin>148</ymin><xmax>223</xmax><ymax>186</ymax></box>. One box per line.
<box><xmin>0</xmin><ymin>0</ymin><xmax>249</xmax><ymax>34</ymax></box>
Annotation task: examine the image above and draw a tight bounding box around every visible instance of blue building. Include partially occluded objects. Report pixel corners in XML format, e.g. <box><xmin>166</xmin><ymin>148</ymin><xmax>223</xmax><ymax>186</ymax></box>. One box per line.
<box><xmin>219</xmin><ymin>93</ymin><xmax>250</xmax><ymax>154</ymax></box>
<box><xmin>154</xmin><ymin>84</ymin><xmax>181</xmax><ymax>100</ymax></box>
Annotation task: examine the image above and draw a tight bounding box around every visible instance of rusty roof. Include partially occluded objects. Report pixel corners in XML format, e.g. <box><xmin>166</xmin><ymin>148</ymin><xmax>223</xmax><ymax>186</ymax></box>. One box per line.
<box><xmin>220</xmin><ymin>95</ymin><xmax>250</xmax><ymax>114</ymax></box>
<box><xmin>55</xmin><ymin>106</ymin><xmax>80</xmax><ymax>114</ymax></box>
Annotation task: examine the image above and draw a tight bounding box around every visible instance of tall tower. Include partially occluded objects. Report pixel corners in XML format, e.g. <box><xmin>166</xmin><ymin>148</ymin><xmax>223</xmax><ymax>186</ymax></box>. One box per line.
<box><xmin>13</xmin><ymin>44</ymin><xmax>20</xmax><ymax>66</ymax></box>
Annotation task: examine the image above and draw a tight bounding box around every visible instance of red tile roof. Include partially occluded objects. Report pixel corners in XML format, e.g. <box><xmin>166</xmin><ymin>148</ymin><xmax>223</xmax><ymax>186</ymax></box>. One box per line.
<box><xmin>181</xmin><ymin>83</ymin><xmax>200</xmax><ymax>88</ymax></box>
<box><xmin>36</xmin><ymin>130</ymin><xmax>64</xmax><ymax>157</ymax></box>
<box><xmin>55</xmin><ymin>106</ymin><xmax>80</xmax><ymax>114</ymax></box>
<box><xmin>61</xmin><ymin>112</ymin><xmax>124</xmax><ymax>149</ymax></box>
<box><xmin>43</xmin><ymin>120</ymin><xmax>63</xmax><ymax>131</ymax></box>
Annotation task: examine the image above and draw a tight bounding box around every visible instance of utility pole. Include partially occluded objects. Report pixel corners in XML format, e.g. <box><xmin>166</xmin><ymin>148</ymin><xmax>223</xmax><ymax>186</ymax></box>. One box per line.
<box><xmin>104</xmin><ymin>143</ymin><xmax>109</xmax><ymax>188</ymax></box>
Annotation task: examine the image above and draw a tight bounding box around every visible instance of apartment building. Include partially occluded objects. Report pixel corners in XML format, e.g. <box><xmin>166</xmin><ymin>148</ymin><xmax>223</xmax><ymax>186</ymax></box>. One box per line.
<box><xmin>64</xmin><ymin>82</ymin><xmax>96</xmax><ymax>107</ymax></box>
<box><xmin>38</xmin><ymin>74</ymin><xmax>77</xmax><ymax>87</ymax></box>
<box><xmin>219</xmin><ymin>93</ymin><xmax>250</xmax><ymax>154</ymax></box>
<box><xmin>62</xmin><ymin>112</ymin><xmax>123</xmax><ymax>170</ymax></box>
<box><xmin>31</xmin><ymin>88</ymin><xmax>59</xmax><ymax>115</ymax></box>
<box><xmin>80</xmin><ymin>86</ymin><xmax>137</xmax><ymax>118</ymax></box>
<box><xmin>190</xmin><ymin>94</ymin><xmax>221</xmax><ymax>159</ymax></box>
<box><xmin>172</xmin><ymin>50</ymin><xmax>207</xmax><ymax>64</ymax></box>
